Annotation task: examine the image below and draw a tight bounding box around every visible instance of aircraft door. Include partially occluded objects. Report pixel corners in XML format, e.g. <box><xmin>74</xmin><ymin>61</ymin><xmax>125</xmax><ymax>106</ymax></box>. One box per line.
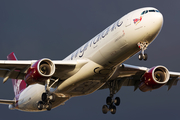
<box><xmin>125</xmin><ymin>13</ymin><xmax>133</xmax><ymax>27</ymax></box>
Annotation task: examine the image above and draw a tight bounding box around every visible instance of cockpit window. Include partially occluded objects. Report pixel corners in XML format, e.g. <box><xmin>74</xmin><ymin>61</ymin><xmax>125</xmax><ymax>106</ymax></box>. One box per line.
<box><xmin>141</xmin><ymin>9</ymin><xmax>160</xmax><ymax>15</ymax></box>
<box><xmin>156</xmin><ymin>10</ymin><xmax>159</xmax><ymax>12</ymax></box>
<box><xmin>141</xmin><ymin>11</ymin><xmax>145</xmax><ymax>15</ymax></box>
<box><xmin>149</xmin><ymin>10</ymin><xmax>155</xmax><ymax>12</ymax></box>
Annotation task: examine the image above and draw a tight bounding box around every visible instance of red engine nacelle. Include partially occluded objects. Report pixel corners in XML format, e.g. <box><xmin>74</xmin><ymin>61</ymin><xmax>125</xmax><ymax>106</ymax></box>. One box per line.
<box><xmin>24</xmin><ymin>58</ymin><xmax>55</xmax><ymax>85</ymax></box>
<box><xmin>139</xmin><ymin>66</ymin><xmax>170</xmax><ymax>92</ymax></box>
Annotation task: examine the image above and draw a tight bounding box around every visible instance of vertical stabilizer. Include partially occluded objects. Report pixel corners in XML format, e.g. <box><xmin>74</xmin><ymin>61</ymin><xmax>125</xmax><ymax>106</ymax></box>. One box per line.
<box><xmin>7</xmin><ymin>52</ymin><xmax>26</xmax><ymax>96</ymax></box>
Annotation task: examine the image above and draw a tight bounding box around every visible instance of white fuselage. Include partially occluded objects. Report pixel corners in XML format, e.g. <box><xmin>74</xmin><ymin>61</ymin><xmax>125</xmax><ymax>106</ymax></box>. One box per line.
<box><xmin>64</xmin><ymin>7</ymin><xmax>163</xmax><ymax>66</ymax></box>
<box><xmin>14</xmin><ymin>7</ymin><xmax>163</xmax><ymax>111</ymax></box>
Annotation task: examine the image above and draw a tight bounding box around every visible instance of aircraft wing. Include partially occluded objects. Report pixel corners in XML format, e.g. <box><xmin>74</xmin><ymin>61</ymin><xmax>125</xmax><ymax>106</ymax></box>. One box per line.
<box><xmin>100</xmin><ymin>64</ymin><xmax>180</xmax><ymax>91</ymax></box>
<box><xmin>0</xmin><ymin>99</ymin><xmax>15</xmax><ymax>105</ymax></box>
<box><xmin>0</xmin><ymin>59</ymin><xmax>88</xmax><ymax>83</ymax></box>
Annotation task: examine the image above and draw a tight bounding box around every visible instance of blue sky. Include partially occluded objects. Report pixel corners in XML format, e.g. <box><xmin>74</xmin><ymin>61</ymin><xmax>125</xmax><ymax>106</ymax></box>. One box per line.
<box><xmin>0</xmin><ymin>0</ymin><xmax>180</xmax><ymax>120</ymax></box>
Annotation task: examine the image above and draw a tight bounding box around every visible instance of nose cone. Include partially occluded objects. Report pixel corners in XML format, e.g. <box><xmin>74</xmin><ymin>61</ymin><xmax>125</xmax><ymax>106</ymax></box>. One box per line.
<box><xmin>144</xmin><ymin>12</ymin><xmax>164</xmax><ymax>42</ymax></box>
<box><xmin>152</xmin><ymin>12</ymin><xmax>164</xmax><ymax>32</ymax></box>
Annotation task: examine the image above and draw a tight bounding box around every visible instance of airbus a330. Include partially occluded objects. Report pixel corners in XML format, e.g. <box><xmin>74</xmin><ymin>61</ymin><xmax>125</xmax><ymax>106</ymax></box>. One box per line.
<box><xmin>0</xmin><ymin>7</ymin><xmax>179</xmax><ymax>114</ymax></box>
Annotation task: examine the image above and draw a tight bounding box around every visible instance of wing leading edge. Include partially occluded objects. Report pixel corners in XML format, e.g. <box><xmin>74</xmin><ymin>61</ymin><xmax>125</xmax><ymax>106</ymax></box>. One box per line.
<box><xmin>0</xmin><ymin>59</ymin><xmax>88</xmax><ymax>83</ymax></box>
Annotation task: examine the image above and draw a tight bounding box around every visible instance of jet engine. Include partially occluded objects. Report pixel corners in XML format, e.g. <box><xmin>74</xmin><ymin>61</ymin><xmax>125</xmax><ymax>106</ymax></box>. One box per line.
<box><xmin>139</xmin><ymin>66</ymin><xmax>170</xmax><ymax>92</ymax></box>
<box><xmin>25</xmin><ymin>58</ymin><xmax>55</xmax><ymax>85</ymax></box>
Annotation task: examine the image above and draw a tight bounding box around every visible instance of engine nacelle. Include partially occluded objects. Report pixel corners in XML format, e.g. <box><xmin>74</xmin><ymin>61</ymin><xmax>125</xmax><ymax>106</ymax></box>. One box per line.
<box><xmin>25</xmin><ymin>58</ymin><xmax>55</xmax><ymax>85</ymax></box>
<box><xmin>139</xmin><ymin>66</ymin><xmax>170</xmax><ymax>92</ymax></box>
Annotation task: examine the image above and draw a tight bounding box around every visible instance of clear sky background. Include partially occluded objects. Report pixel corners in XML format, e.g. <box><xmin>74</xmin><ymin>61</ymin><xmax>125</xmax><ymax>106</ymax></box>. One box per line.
<box><xmin>0</xmin><ymin>0</ymin><xmax>180</xmax><ymax>120</ymax></box>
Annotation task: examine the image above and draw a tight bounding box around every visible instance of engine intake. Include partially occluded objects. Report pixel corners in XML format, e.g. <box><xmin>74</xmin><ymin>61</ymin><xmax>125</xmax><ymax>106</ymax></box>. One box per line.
<box><xmin>139</xmin><ymin>66</ymin><xmax>170</xmax><ymax>92</ymax></box>
<box><xmin>39</xmin><ymin>61</ymin><xmax>52</xmax><ymax>76</ymax></box>
<box><xmin>25</xmin><ymin>58</ymin><xmax>55</xmax><ymax>85</ymax></box>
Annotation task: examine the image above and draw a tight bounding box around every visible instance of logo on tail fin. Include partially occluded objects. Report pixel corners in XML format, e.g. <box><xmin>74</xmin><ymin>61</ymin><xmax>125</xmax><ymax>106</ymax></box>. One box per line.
<box><xmin>13</xmin><ymin>80</ymin><xmax>23</xmax><ymax>96</ymax></box>
<box><xmin>7</xmin><ymin>52</ymin><xmax>27</xmax><ymax>96</ymax></box>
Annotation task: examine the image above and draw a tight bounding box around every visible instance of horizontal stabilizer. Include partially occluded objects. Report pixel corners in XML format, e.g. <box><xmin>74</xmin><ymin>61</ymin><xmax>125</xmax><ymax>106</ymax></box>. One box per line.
<box><xmin>0</xmin><ymin>99</ymin><xmax>15</xmax><ymax>105</ymax></box>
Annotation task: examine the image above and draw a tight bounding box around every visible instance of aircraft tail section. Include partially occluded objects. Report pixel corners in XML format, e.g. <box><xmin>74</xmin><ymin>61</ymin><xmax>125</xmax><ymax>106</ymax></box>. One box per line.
<box><xmin>7</xmin><ymin>52</ymin><xmax>26</xmax><ymax>96</ymax></box>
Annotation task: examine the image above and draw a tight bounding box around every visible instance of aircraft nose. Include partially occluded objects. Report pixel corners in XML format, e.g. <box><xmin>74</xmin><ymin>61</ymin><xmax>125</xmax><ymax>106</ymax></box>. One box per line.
<box><xmin>145</xmin><ymin>12</ymin><xmax>164</xmax><ymax>41</ymax></box>
<box><xmin>153</xmin><ymin>12</ymin><xmax>164</xmax><ymax>30</ymax></box>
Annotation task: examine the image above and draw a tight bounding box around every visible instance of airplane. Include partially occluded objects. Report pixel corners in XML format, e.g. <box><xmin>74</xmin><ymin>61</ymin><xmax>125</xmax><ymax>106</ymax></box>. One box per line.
<box><xmin>0</xmin><ymin>7</ymin><xmax>179</xmax><ymax>114</ymax></box>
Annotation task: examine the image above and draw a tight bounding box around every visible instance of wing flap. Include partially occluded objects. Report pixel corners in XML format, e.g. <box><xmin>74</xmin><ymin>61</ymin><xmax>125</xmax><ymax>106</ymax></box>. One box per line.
<box><xmin>108</xmin><ymin>64</ymin><xmax>148</xmax><ymax>81</ymax></box>
<box><xmin>100</xmin><ymin>64</ymin><xmax>180</xmax><ymax>91</ymax></box>
<box><xmin>0</xmin><ymin>69</ymin><xmax>25</xmax><ymax>80</ymax></box>
<box><xmin>52</xmin><ymin>60</ymin><xmax>88</xmax><ymax>79</ymax></box>
<box><xmin>110</xmin><ymin>64</ymin><xmax>180</xmax><ymax>82</ymax></box>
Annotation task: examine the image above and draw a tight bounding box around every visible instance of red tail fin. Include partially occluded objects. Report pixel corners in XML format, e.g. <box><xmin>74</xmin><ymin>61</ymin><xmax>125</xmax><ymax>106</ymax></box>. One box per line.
<box><xmin>7</xmin><ymin>52</ymin><xmax>26</xmax><ymax>96</ymax></box>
